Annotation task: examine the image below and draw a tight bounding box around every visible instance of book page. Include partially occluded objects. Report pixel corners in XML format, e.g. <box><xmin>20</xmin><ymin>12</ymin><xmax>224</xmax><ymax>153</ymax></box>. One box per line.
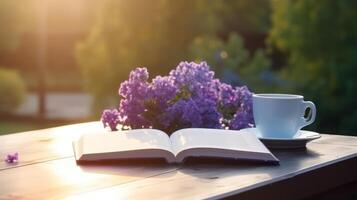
<box><xmin>170</xmin><ymin>128</ymin><xmax>278</xmax><ymax>162</ymax></box>
<box><xmin>77</xmin><ymin>129</ymin><xmax>175</xmax><ymax>162</ymax></box>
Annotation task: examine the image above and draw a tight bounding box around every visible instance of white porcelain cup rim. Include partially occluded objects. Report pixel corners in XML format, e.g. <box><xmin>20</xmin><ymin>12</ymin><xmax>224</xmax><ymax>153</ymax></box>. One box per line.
<box><xmin>253</xmin><ymin>93</ymin><xmax>303</xmax><ymax>99</ymax></box>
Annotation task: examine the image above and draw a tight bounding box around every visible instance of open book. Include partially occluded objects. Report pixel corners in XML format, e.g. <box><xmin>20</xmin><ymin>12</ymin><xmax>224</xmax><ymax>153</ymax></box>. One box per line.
<box><xmin>73</xmin><ymin>128</ymin><xmax>279</xmax><ymax>164</ymax></box>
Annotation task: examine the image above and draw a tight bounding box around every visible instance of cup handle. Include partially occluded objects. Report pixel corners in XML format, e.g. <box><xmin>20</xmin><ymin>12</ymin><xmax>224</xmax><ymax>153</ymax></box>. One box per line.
<box><xmin>299</xmin><ymin>101</ymin><xmax>316</xmax><ymax>128</ymax></box>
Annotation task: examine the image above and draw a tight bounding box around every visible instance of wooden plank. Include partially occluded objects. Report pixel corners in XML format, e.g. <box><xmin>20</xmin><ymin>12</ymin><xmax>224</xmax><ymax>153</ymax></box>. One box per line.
<box><xmin>68</xmin><ymin>136</ymin><xmax>357</xmax><ymax>200</ymax></box>
<box><xmin>0</xmin><ymin>122</ymin><xmax>103</xmax><ymax>170</ymax></box>
<box><xmin>0</xmin><ymin>122</ymin><xmax>178</xmax><ymax>199</ymax></box>
<box><xmin>1</xmin><ymin>123</ymin><xmax>357</xmax><ymax>199</ymax></box>
<box><xmin>1</xmin><ymin>121</ymin><xmax>354</xmax><ymax>171</ymax></box>
<box><xmin>314</xmin><ymin>133</ymin><xmax>357</xmax><ymax>147</ymax></box>
<box><xmin>229</xmin><ymin>156</ymin><xmax>357</xmax><ymax>200</ymax></box>
<box><xmin>0</xmin><ymin>157</ymin><xmax>177</xmax><ymax>199</ymax></box>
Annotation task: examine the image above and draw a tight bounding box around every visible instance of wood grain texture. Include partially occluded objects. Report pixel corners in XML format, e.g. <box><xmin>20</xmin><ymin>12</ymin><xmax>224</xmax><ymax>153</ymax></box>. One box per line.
<box><xmin>0</xmin><ymin>122</ymin><xmax>103</xmax><ymax>170</ymax></box>
<box><xmin>69</xmin><ymin>137</ymin><xmax>357</xmax><ymax>200</ymax></box>
<box><xmin>0</xmin><ymin>122</ymin><xmax>356</xmax><ymax>200</ymax></box>
<box><xmin>0</xmin><ymin>157</ymin><xmax>176</xmax><ymax>199</ymax></box>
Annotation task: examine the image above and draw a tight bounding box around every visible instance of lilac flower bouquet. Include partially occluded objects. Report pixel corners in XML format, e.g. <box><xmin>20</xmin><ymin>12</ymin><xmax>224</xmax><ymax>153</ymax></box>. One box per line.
<box><xmin>102</xmin><ymin>61</ymin><xmax>254</xmax><ymax>135</ymax></box>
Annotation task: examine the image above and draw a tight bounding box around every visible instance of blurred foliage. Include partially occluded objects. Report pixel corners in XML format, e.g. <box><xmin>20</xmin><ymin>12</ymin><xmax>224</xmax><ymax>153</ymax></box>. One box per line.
<box><xmin>0</xmin><ymin>68</ymin><xmax>26</xmax><ymax>113</ymax></box>
<box><xmin>75</xmin><ymin>0</ymin><xmax>356</xmax><ymax>134</ymax></box>
<box><xmin>190</xmin><ymin>33</ymin><xmax>283</xmax><ymax>92</ymax></box>
<box><xmin>76</xmin><ymin>0</ymin><xmax>272</xmax><ymax>114</ymax></box>
<box><xmin>215</xmin><ymin>0</ymin><xmax>271</xmax><ymax>35</ymax></box>
<box><xmin>0</xmin><ymin>1</ymin><xmax>32</xmax><ymax>51</ymax></box>
<box><xmin>76</xmin><ymin>0</ymin><xmax>221</xmax><ymax>114</ymax></box>
<box><xmin>269</xmin><ymin>0</ymin><xmax>357</xmax><ymax>134</ymax></box>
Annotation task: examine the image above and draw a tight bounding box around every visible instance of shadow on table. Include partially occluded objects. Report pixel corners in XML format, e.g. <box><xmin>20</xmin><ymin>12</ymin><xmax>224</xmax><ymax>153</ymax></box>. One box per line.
<box><xmin>76</xmin><ymin>158</ymin><xmax>179</xmax><ymax>178</ymax></box>
<box><xmin>177</xmin><ymin>148</ymin><xmax>322</xmax><ymax>180</ymax></box>
<box><xmin>272</xmin><ymin>147</ymin><xmax>322</xmax><ymax>159</ymax></box>
<box><xmin>75</xmin><ymin>148</ymin><xmax>322</xmax><ymax>179</ymax></box>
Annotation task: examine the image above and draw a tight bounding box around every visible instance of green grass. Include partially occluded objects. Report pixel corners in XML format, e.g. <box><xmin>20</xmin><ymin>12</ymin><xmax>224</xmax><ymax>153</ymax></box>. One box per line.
<box><xmin>0</xmin><ymin>121</ymin><xmax>68</xmax><ymax>135</ymax></box>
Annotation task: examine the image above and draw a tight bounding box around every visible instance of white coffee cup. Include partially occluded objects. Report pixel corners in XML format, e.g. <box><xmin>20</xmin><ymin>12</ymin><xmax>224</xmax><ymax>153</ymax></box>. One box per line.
<box><xmin>253</xmin><ymin>94</ymin><xmax>316</xmax><ymax>139</ymax></box>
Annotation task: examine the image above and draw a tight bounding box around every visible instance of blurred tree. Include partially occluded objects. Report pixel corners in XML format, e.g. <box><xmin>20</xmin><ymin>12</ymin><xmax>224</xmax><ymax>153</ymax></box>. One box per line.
<box><xmin>269</xmin><ymin>0</ymin><xmax>357</xmax><ymax>134</ymax></box>
<box><xmin>0</xmin><ymin>68</ymin><xmax>25</xmax><ymax>113</ymax></box>
<box><xmin>76</xmin><ymin>0</ymin><xmax>221</xmax><ymax>113</ymax></box>
<box><xmin>190</xmin><ymin>33</ymin><xmax>249</xmax><ymax>72</ymax></box>
<box><xmin>190</xmin><ymin>33</ymin><xmax>281</xmax><ymax>92</ymax></box>
<box><xmin>215</xmin><ymin>0</ymin><xmax>271</xmax><ymax>36</ymax></box>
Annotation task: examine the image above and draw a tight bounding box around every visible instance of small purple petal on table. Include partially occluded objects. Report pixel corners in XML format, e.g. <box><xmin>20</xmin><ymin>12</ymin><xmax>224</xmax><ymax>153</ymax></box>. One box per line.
<box><xmin>5</xmin><ymin>152</ymin><xmax>18</xmax><ymax>163</ymax></box>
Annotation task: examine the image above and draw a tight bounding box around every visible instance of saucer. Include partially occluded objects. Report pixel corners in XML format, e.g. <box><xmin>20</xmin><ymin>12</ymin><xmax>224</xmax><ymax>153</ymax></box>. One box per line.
<box><xmin>245</xmin><ymin>128</ymin><xmax>321</xmax><ymax>149</ymax></box>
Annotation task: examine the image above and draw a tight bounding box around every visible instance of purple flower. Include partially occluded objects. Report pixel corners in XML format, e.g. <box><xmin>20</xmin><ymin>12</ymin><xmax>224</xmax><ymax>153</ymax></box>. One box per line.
<box><xmin>169</xmin><ymin>61</ymin><xmax>215</xmax><ymax>95</ymax></box>
<box><xmin>5</xmin><ymin>152</ymin><xmax>18</xmax><ymax>163</ymax></box>
<box><xmin>194</xmin><ymin>96</ymin><xmax>222</xmax><ymax>129</ymax></box>
<box><xmin>236</xmin><ymin>86</ymin><xmax>253</xmax><ymax>113</ymax></box>
<box><xmin>218</xmin><ymin>83</ymin><xmax>238</xmax><ymax>106</ymax></box>
<box><xmin>217</xmin><ymin>82</ymin><xmax>239</xmax><ymax>120</ymax></box>
<box><xmin>229</xmin><ymin>111</ymin><xmax>254</xmax><ymax>130</ymax></box>
<box><xmin>228</xmin><ymin>86</ymin><xmax>255</xmax><ymax>130</ymax></box>
<box><xmin>118</xmin><ymin>68</ymin><xmax>151</xmax><ymax>128</ymax></box>
<box><xmin>101</xmin><ymin>109</ymin><xmax>120</xmax><ymax>131</ymax></box>
<box><xmin>162</xmin><ymin>98</ymin><xmax>203</xmax><ymax>130</ymax></box>
<box><xmin>149</xmin><ymin>75</ymin><xmax>178</xmax><ymax>107</ymax></box>
<box><xmin>104</xmin><ymin>61</ymin><xmax>255</xmax><ymax>134</ymax></box>
<box><xmin>129</xmin><ymin>67</ymin><xmax>149</xmax><ymax>82</ymax></box>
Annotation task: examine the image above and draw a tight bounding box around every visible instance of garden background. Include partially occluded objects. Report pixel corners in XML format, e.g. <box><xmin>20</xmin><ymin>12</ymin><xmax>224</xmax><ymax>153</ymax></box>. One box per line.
<box><xmin>0</xmin><ymin>0</ymin><xmax>356</xmax><ymax>135</ymax></box>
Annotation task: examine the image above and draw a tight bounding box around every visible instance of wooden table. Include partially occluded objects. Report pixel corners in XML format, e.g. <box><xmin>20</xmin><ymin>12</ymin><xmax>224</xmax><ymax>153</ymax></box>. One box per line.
<box><xmin>1</xmin><ymin>122</ymin><xmax>357</xmax><ymax>200</ymax></box>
